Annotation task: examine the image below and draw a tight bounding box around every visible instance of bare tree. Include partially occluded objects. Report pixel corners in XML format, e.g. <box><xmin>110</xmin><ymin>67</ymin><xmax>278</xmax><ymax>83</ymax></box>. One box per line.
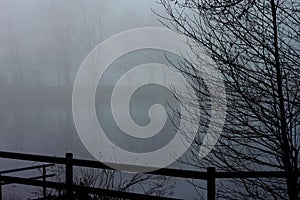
<box><xmin>0</xmin><ymin>0</ymin><xmax>25</xmax><ymax>86</ymax></box>
<box><xmin>31</xmin><ymin>165</ymin><xmax>175</xmax><ymax>199</ymax></box>
<box><xmin>157</xmin><ymin>0</ymin><xmax>300</xmax><ymax>199</ymax></box>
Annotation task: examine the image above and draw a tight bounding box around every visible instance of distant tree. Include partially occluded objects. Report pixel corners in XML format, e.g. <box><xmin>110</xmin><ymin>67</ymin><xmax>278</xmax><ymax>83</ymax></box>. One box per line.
<box><xmin>0</xmin><ymin>0</ymin><xmax>25</xmax><ymax>86</ymax></box>
<box><xmin>39</xmin><ymin>0</ymin><xmax>109</xmax><ymax>87</ymax></box>
<box><xmin>42</xmin><ymin>0</ymin><xmax>75</xmax><ymax>87</ymax></box>
<box><xmin>157</xmin><ymin>0</ymin><xmax>300</xmax><ymax>199</ymax></box>
<box><xmin>76</xmin><ymin>0</ymin><xmax>109</xmax><ymax>50</ymax></box>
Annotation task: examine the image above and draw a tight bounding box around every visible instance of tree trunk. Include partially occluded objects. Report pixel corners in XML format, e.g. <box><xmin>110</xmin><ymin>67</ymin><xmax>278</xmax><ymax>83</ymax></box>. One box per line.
<box><xmin>270</xmin><ymin>0</ymin><xmax>298</xmax><ymax>199</ymax></box>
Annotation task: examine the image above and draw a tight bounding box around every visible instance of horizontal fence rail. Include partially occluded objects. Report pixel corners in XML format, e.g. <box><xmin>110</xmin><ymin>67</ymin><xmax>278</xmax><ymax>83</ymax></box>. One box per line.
<box><xmin>0</xmin><ymin>151</ymin><xmax>299</xmax><ymax>200</ymax></box>
<box><xmin>0</xmin><ymin>176</ymin><xmax>179</xmax><ymax>200</ymax></box>
<box><xmin>0</xmin><ymin>163</ymin><xmax>55</xmax><ymax>199</ymax></box>
<box><xmin>0</xmin><ymin>151</ymin><xmax>209</xmax><ymax>180</ymax></box>
<box><xmin>0</xmin><ymin>164</ymin><xmax>54</xmax><ymax>175</ymax></box>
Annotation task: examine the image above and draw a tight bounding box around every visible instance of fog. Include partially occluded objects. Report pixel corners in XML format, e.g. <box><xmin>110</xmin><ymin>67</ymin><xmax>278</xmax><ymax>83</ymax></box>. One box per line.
<box><xmin>0</xmin><ymin>0</ymin><xmax>164</xmax><ymax>155</ymax></box>
<box><xmin>0</xmin><ymin>0</ymin><xmax>198</xmax><ymax>199</ymax></box>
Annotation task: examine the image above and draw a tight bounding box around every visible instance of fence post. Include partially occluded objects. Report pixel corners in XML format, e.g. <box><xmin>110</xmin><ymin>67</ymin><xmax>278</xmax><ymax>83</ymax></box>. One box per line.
<box><xmin>42</xmin><ymin>166</ymin><xmax>46</xmax><ymax>199</ymax></box>
<box><xmin>65</xmin><ymin>153</ymin><xmax>73</xmax><ymax>199</ymax></box>
<box><xmin>207</xmin><ymin>167</ymin><xmax>216</xmax><ymax>200</ymax></box>
<box><xmin>0</xmin><ymin>173</ymin><xmax>2</xmax><ymax>200</ymax></box>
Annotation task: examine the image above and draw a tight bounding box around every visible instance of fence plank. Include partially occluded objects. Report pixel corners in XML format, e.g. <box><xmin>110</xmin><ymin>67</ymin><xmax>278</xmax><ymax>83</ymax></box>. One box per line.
<box><xmin>0</xmin><ymin>175</ymin><xmax>182</xmax><ymax>200</ymax></box>
<box><xmin>65</xmin><ymin>153</ymin><xmax>73</xmax><ymax>199</ymax></box>
<box><xmin>207</xmin><ymin>167</ymin><xmax>216</xmax><ymax>200</ymax></box>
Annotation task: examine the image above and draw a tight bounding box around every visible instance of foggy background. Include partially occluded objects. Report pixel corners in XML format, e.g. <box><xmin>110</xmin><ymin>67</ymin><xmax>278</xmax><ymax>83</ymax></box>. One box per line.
<box><xmin>0</xmin><ymin>0</ymin><xmax>161</xmax><ymax>154</ymax></box>
<box><xmin>0</xmin><ymin>0</ymin><xmax>201</xmax><ymax>199</ymax></box>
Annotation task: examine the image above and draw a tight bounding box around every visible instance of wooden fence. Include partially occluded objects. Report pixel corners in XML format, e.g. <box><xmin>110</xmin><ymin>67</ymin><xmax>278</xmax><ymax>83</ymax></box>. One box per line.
<box><xmin>0</xmin><ymin>151</ymin><xmax>298</xmax><ymax>200</ymax></box>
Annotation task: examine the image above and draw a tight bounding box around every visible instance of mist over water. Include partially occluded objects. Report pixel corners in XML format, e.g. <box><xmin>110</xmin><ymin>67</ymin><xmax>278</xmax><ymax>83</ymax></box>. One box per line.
<box><xmin>0</xmin><ymin>0</ymin><xmax>162</xmax><ymax>156</ymax></box>
<box><xmin>0</xmin><ymin>1</ymin><xmax>199</xmax><ymax>199</ymax></box>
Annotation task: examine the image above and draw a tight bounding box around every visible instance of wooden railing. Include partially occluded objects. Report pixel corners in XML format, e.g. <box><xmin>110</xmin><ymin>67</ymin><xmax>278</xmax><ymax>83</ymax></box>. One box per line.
<box><xmin>0</xmin><ymin>151</ymin><xmax>298</xmax><ymax>200</ymax></box>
